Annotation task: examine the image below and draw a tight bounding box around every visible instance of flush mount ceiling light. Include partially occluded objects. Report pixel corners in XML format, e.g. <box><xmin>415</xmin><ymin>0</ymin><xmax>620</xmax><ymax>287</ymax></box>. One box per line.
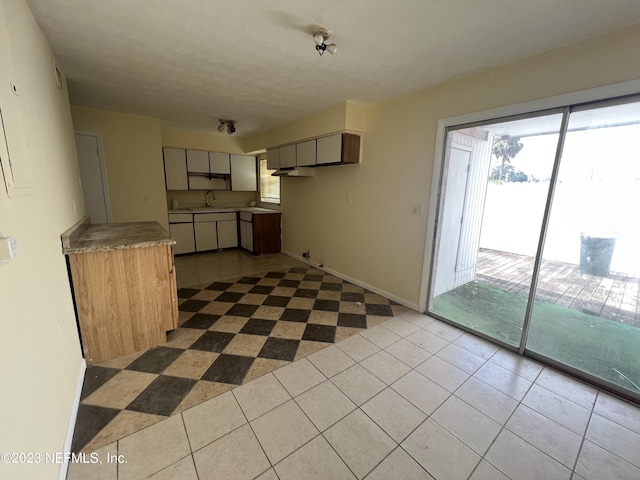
<box><xmin>217</xmin><ymin>120</ymin><xmax>236</xmax><ymax>134</ymax></box>
<box><xmin>312</xmin><ymin>26</ymin><xmax>337</xmax><ymax>56</ymax></box>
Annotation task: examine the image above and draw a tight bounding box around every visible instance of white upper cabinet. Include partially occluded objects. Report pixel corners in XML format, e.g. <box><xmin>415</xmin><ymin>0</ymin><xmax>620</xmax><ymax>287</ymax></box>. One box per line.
<box><xmin>163</xmin><ymin>148</ymin><xmax>188</xmax><ymax>190</ymax></box>
<box><xmin>209</xmin><ymin>151</ymin><xmax>231</xmax><ymax>174</ymax></box>
<box><xmin>279</xmin><ymin>144</ymin><xmax>296</xmax><ymax>169</ymax></box>
<box><xmin>296</xmin><ymin>140</ymin><xmax>316</xmax><ymax>167</ymax></box>
<box><xmin>316</xmin><ymin>134</ymin><xmax>343</xmax><ymax>165</ymax></box>
<box><xmin>230</xmin><ymin>154</ymin><xmax>257</xmax><ymax>191</ymax></box>
<box><xmin>186</xmin><ymin>149</ymin><xmax>209</xmax><ymax>173</ymax></box>
<box><xmin>266</xmin><ymin>148</ymin><xmax>279</xmax><ymax>170</ymax></box>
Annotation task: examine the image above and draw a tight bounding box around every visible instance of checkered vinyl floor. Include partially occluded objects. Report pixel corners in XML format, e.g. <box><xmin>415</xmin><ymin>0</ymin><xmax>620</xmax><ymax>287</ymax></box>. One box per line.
<box><xmin>72</xmin><ymin>266</ymin><xmax>408</xmax><ymax>454</ymax></box>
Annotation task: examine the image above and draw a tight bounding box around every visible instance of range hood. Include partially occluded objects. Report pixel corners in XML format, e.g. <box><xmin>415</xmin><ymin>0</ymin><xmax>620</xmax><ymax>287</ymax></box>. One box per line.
<box><xmin>271</xmin><ymin>167</ymin><xmax>315</xmax><ymax>177</ymax></box>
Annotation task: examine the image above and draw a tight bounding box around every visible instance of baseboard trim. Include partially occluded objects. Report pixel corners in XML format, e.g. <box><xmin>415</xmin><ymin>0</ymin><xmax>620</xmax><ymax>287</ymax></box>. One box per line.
<box><xmin>281</xmin><ymin>250</ymin><xmax>419</xmax><ymax>311</ymax></box>
<box><xmin>58</xmin><ymin>357</ymin><xmax>86</xmax><ymax>480</ymax></box>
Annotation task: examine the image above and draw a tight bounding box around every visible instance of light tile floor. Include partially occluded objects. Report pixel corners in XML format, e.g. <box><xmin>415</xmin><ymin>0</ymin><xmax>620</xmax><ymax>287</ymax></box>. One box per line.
<box><xmin>68</xmin><ymin>306</ymin><xmax>640</xmax><ymax>479</ymax></box>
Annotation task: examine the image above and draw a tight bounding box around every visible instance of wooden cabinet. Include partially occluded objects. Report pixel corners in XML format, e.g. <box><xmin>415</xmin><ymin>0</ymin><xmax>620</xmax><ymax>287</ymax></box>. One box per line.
<box><xmin>67</xmin><ymin>243</ymin><xmax>179</xmax><ymax>365</ymax></box>
<box><xmin>231</xmin><ymin>154</ymin><xmax>258</xmax><ymax>191</ymax></box>
<box><xmin>296</xmin><ymin>139</ymin><xmax>316</xmax><ymax>166</ymax></box>
<box><xmin>164</xmin><ymin>148</ymin><xmax>188</xmax><ymax>190</ymax></box>
<box><xmin>239</xmin><ymin>211</ymin><xmax>281</xmax><ymax>254</ymax></box>
<box><xmin>317</xmin><ymin>133</ymin><xmax>360</xmax><ymax>165</ymax></box>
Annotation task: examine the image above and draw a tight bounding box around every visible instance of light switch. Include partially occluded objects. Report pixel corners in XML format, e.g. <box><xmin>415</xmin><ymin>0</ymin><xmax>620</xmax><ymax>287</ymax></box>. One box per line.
<box><xmin>412</xmin><ymin>204</ymin><xmax>423</xmax><ymax>216</ymax></box>
<box><xmin>0</xmin><ymin>235</ymin><xmax>18</xmax><ymax>261</ymax></box>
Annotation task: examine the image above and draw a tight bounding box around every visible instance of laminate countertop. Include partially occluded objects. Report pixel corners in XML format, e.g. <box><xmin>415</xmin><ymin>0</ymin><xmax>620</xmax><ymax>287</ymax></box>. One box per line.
<box><xmin>61</xmin><ymin>217</ymin><xmax>175</xmax><ymax>255</ymax></box>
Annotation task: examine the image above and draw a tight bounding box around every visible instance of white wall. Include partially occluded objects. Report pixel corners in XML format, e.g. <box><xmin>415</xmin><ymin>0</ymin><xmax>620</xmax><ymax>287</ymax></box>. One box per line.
<box><xmin>0</xmin><ymin>1</ymin><xmax>84</xmax><ymax>479</ymax></box>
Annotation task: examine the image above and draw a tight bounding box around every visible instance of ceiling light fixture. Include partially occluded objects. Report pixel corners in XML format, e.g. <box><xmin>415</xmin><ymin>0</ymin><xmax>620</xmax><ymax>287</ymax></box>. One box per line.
<box><xmin>217</xmin><ymin>119</ymin><xmax>236</xmax><ymax>135</ymax></box>
<box><xmin>312</xmin><ymin>26</ymin><xmax>337</xmax><ymax>56</ymax></box>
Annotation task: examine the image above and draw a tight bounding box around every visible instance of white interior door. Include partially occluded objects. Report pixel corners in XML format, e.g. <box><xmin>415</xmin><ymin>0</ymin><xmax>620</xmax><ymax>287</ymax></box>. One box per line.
<box><xmin>75</xmin><ymin>133</ymin><xmax>111</xmax><ymax>223</ymax></box>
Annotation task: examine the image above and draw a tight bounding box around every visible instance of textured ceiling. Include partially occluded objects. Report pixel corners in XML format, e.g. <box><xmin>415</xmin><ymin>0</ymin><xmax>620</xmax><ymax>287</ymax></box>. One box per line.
<box><xmin>25</xmin><ymin>0</ymin><xmax>640</xmax><ymax>136</ymax></box>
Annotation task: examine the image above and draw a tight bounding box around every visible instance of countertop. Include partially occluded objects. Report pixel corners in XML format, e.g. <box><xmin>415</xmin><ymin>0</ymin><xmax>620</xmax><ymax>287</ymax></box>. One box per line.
<box><xmin>168</xmin><ymin>207</ymin><xmax>281</xmax><ymax>215</ymax></box>
<box><xmin>61</xmin><ymin>217</ymin><xmax>175</xmax><ymax>254</ymax></box>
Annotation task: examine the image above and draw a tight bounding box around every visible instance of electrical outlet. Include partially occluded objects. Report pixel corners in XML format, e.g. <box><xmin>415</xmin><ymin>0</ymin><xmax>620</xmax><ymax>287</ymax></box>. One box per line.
<box><xmin>411</xmin><ymin>204</ymin><xmax>423</xmax><ymax>216</ymax></box>
<box><xmin>346</xmin><ymin>193</ymin><xmax>352</xmax><ymax>203</ymax></box>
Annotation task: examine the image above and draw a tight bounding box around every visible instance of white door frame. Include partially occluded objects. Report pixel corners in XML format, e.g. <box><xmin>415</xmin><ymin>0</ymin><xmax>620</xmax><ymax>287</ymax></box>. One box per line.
<box><xmin>419</xmin><ymin>78</ymin><xmax>640</xmax><ymax>314</ymax></box>
<box><xmin>74</xmin><ymin>131</ymin><xmax>112</xmax><ymax>223</ymax></box>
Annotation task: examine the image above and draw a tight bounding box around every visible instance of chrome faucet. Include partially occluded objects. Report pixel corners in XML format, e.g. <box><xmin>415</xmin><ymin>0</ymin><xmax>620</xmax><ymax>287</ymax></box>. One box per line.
<box><xmin>205</xmin><ymin>190</ymin><xmax>216</xmax><ymax>207</ymax></box>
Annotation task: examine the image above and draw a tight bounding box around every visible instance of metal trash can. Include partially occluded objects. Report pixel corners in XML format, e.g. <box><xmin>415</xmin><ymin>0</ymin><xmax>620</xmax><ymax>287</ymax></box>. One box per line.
<box><xmin>579</xmin><ymin>233</ymin><xmax>616</xmax><ymax>277</ymax></box>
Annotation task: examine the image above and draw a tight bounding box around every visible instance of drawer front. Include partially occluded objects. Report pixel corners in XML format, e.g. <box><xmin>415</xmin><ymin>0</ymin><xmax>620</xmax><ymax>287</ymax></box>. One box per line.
<box><xmin>168</xmin><ymin>213</ymin><xmax>193</xmax><ymax>223</ymax></box>
<box><xmin>239</xmin><ymin>212</ymin><xmax>253</xmax><ymax>222</ymax></box>
<box><xmin>194</xmin><ymin>212</ymin><xmax>237</xmax><ymax>222</ymax></box>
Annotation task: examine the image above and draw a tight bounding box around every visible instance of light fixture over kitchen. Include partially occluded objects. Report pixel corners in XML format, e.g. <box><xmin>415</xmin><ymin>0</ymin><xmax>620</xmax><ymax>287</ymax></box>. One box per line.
<box><xmin>217</xmin><ymin>120</ymin><xmax>236</xmax><ymax>134</ymax></box>
<box><xmin>313</xmin><ymin>26</ymin><xmax>337</xmax><ymax>56</ymax></box>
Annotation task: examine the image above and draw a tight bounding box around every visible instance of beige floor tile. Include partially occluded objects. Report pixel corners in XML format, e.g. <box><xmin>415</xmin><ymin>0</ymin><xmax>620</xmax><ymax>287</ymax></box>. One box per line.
<box><xmin>391</xmin><ymin>370</ymin><xmax>449</xmax><ymax>415</ymax></box>
<box><xmin>324</xmin><ymin>409</ymin><xmax>396</xmax><ymax>479</ymax></box>
<box><xmin>390</xmin><ymin>304</ymin><xmax>411</xmax><ymax>316</ymax></box>
<box><xmin>335</xmin><ymin>326</ymin><xmax>364</xmax><ymax>343</ymax></box>
<box><xmin>488</xmin><ymin>348</ymin><xmax>544</xmax><ymax>381</ymax></box>
<box><xmin>295</xmin><ymin>380</ymin><xmax>356</xmax><ymax>432</ymax></box>
<box><xmin>227</xmin><ymin>283</ymin><xmax>254</xmax><ymax>293</ymax></box>
<box><xmin>469</xmin><ymin>460</ymin><xmax>510</xmax><ymax>480</ymax></box>
<box><xmin>294</xmin><ymin>340</ymin><xmax>330</xmax><ymax>360</ymax></box>
<box><xmin>222</xmin><ymin>333</ymin><xmax>267</xmax><ymax>356</ymax></box>
<box><xmin>95</xmin><ymin>349</ymin><xmax>145</xmax><ymax>369</ymax></box>
<box><xmin>257</xmin><ymin>277</ymin><xmax>281</xmax><ymax>286</ymax></box>
<box><xmin>308</xmin><ymin>345</ymin><xmax>356</xmax><ymax>377</ymax></box>
<box><xmin>473</xmin><ymin>362</ymin><xmax>532</xmax><ymax>401</ymax></box>
<box><xmin>243</xmin><ymin>358</ymin><xmax>290</xmax><ymax>383</ymax></box>
<box><xmin>455</xmin><ymin>377</ymin><xmax>518</xmax><ymax>424</ymax></box>
<box><xmin>271</xmin><ymin>286</ymin><xmax>296</xmax><ymax>296</ymax></box>
<box><xmin>190</xmin><ymin>290</ymin><xmax>221</xmax><ymax>302</ymax></box>
<box><xmin>361</xmin><ymin>350</ymin><xmax>411</xmax><ymax>385</ymax></box>
<box><xmin>431</xmin><ymin>395</ymin><xmax>501</xmax><ymax>455</ymax></box>
<box><xmin>423</xmin><ymin>319</ymin><xmax>465</xmax><ymax>342</ymax></box>
<box><xmin>522</xmin><ymin>384</ymin><xmax>591</xmax><ymax>435</ymax></box>
<box><xmin>398</xmin><ymin>310</ymin><xmax>435</xmax><ymax>328</ymax></box>
<box><xmin>199</xmin><ymin>301</ymin><xmax>234</xmax><ymax>315</ymax></box>
<box><xmin>82</xmin><ymin>410</ymin><xmax>165</xmax><ymax>453</ymax></box>
<box><xmin>384</xmin><ymin>339</ymin><xmax>432</xmax><ymax>368</ymax></box>
<box><xmin>240</xmin><ymin>293</ymin><xmax>268</xmax><ymax>305</ymax></box>
<box><xmin>402</xmin><ymin>419</ymin><xmax>480</xmax><ymax>480</ymax></box>
<box><xmin>381</xmin><ymin>317</ymin><xmax>420</xmax><ymax>337</ymax></box>
<box><xmin>273</xmin><ymin>357</ymin><xmax>326</xmax><ymax>397</ymax></box>
<box><xmin>366</xmin><ymin>447</ymin><xmax>434</xmax><ymax>480</ymax></box>
<box><xmin>233</xmin><ymin>373</ymin><xmax>291</xmax><ymax>420</ymax></box>
<box><xmin>287</xmin><ymin>297</ymin><xmax>316</xmax><ymax>310</ymax></box>
<box><xmin>342</xmin><ymin>283</ymin><xmax>364</xmax><ymax>293</ymax></box>
<box><xmin>67</xmin><ymin>441</ymin><xmax>118</xmax><ymax>480</ymax></box>
<box><xmin>253</xmin><ymin>305</ymin><xmax>286</xmax><ymax>320</ymax></box>
<box><xmin>163</xmin><ymin>350</ymin><xmax>219</xmax><ymax>379</ymax></box>
<box><xmin>207</xmin><ymin>315</ymin><xmax>248</xmax><ymax>333</ymax></box>
<box><xmin>256</xmin><ymin>468</ymin><xmax>279</xmax><ymax>480</ymax></box>
<box><xmin>178</xmin><ymin>311</ymin><xmax>195</xmax><ymax>325</ymax></box>
<box><xmin>436</xmin><ymin>343</ymin><xmax>486</xmax><ymax>373</ymax></box>
<box><xmin>83</xmin><ymin>370</ymin><xmax>157</xmax><ymax>409</ymax></box>
<box><xmin>192</xmin><ymin>424</ymin><xmax>270</xmax><ymax>480</ymax></box>
<box><xmin>339</xmin><ymin>301</ymin><xmax>366</xmax><ymax>314</ymax></box>
<box><xmin>270</xmin><ymin>320</ymin><xmax>306</xmax><ymax>339</ymax></box>
<box><xmin>336</xmin><ymin>334</ymin><xmax>379</xmax><ymax>362</ymax></box>
<box><xmin>535</xmin><ymin>368</ymin><xmax>597</xmax><ymax>409</ymax></box>
<box><xmin>594</xmin><ymin>392</ymin><xmax>640</xmax><ymax>435</ymax></box>
<box><xmin>299</xmin><ymin>280</ymin><xmax>321</xmax><ymax>289</ymax></box>
<box><xmin>360</xmin><ymin>325</ymin><xmax>401</xmax><ymax>348</ymax></box>
<box><xmin>415</xmin><ymin>355</ymin><xmax>470</xmax><ymax>392</ymax></box>
<box><xmin>575</xmin><ymin>440</ymin><xmax>640</xmax><ymax>480</ymax></box>
<box><xmin>308</xmin><ymin>310</ymin><xmax>339</xmax><ymax>325</ymax></box>
<box><xmin>332</xmin><ymin>364</ymin><xmax>386</xmax><ymax>406</ymax></box>
<box><xmin>251</xmin><ymin>400</ymin><xmax>319</xmax><ymax>464</ymax></box>
<box><xmin>406</xmin><ymin>329</ymin><xmax>450</xmax><ymax>354</ymax></box>
<box><xmin>173</xmin><ymin>381</ymin><xmax>234</xmax><ymax>413</ymax></box>
<box><xmin>586</xmin><ymin>414</ymin><xmax>640</xmax><ymax>468</ymax></box>
<box><xmin>182</xmin><ymin>391</ymin><xmax>247</xmax><ymax>451</ymax></box>
<box><xmin>453</xmin><ymin>333</ymin><xmax>500</xmax><ymax>359</ymax></box>
<box><xmin>166</xmin><ymin>328</ymin><xmax>205</xmax><ymax>349</ymax></box>
<box><xmin>147</xmin><ymin>456</ymin><xmax>198</xmax><ymax>480</ymax></box>
<box><xmin>316</xmin><ymin>290</ymin><xmax>341</xmax><ymax>301</ymax></box>
<box><xmin>484</xmin><ymin>430</ymin><xmax>571</xmax><ymax>480</ymax></box>
<box><xmin>118</xmin><ymin>414</ymin><xmax>191</xmax><ymax>480</ymax></box>
<box><xmin>362</xmin><ymin>388</ymin><xmax>427</xmax><ymax>443</ymax></box>
<box><xmin>366</xmin><ymin>315</ymin><xmax>392</xmax><ymax>328</ymax></box>
<box><xmin>274</xmin><ymin>435</ymin><xmax>356</xmax><ymax>480</ymax></box>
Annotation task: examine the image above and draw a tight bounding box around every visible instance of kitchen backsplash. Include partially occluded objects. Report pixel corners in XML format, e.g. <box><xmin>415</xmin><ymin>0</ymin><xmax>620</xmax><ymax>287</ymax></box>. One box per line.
<box><xmin>166</xmin><ymin>190</ymin><xmax>258</xmax><ymax>210</ymax></box>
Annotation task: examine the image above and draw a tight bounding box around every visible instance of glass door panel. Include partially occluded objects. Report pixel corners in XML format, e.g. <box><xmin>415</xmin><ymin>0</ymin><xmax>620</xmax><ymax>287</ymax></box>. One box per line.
<box><xmin>527</xmin><ymin>100</ymin><xmax>640</xmax><ymax>394</ymax></box>
<box><xmin>429</xmin><ymin>114</ymin><xmax>562</xmax><ymax>346</ymax></box>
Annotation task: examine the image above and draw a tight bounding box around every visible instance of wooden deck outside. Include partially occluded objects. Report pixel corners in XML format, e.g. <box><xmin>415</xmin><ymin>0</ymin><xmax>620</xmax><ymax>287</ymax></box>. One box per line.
<box><xmin>475</xmin><ymin>248</ymin><xmax>640</xmax><ymax>326</ymax></box>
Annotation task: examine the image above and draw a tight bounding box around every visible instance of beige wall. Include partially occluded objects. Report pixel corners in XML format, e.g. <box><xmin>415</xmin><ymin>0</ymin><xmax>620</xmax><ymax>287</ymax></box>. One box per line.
<box><xmin>257</xmin><ymin>24</ymin><xmax>640</xmax><ymax>307</ymax></box>
<box><xmin>71</xmin><ymin>106</ymin><xmax>169</xmax><ymax>229</ymax></box>
<box><xmin>0</xmin><ymin>1</ymin><xmax>84</xmax><ymax>478</ymax></box>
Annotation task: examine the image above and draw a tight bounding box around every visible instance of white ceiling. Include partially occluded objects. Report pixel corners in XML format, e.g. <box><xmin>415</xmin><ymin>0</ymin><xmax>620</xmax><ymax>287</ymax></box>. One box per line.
<box><xmin>26</xmin><ymin>0</ymin><xmax>640</xmax><ymax>136</ymax></box>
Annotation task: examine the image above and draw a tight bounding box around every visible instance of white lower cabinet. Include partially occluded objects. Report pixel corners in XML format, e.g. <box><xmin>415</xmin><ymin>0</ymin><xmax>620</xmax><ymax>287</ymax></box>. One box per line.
<box><xmin>194</xmin><ymin>222</ymin><xmax>218</xmax><ymax>252</ymax></box>
<box><xmin>217</xmin><ymin>220</ymin><xmax>238</xmax><ymax>249</ymax></box>
<box><xmin>240</xmin><ymin>220</ymin><xmax>253</xmax><ymax>252</ymax></box>
<box><xmin>169</xmin><ymin>223</ymin><xmax>195</xmax><ymax>254</ymax></box>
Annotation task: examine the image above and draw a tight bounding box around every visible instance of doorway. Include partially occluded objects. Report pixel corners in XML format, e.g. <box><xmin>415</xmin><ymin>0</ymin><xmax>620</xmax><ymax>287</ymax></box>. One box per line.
<box><xmin>74</xmin><ymin>132</ymin><xmax>111</xmax><ymax>224</ymax></box>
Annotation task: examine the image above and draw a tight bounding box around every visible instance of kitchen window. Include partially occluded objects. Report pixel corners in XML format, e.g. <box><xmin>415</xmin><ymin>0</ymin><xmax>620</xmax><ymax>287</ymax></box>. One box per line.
<box><xmin>259</xmin><ymin>155</ymin><xmax>280</xmax><ymax>204</ymax></box>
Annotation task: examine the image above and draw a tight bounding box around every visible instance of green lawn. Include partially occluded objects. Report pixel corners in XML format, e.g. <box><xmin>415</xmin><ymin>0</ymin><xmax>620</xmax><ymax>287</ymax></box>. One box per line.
<box><xmin>432</xmin><ymin>282</ymin><xmax>640</xmax><ymax>394</ymax></box>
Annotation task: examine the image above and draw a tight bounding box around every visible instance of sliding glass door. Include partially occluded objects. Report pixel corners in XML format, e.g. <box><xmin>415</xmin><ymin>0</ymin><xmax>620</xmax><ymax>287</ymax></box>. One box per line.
<box><xmin>428</xmin><ymin>96</ymin><xmax>640</xmax><ymax>399</ymax></box>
